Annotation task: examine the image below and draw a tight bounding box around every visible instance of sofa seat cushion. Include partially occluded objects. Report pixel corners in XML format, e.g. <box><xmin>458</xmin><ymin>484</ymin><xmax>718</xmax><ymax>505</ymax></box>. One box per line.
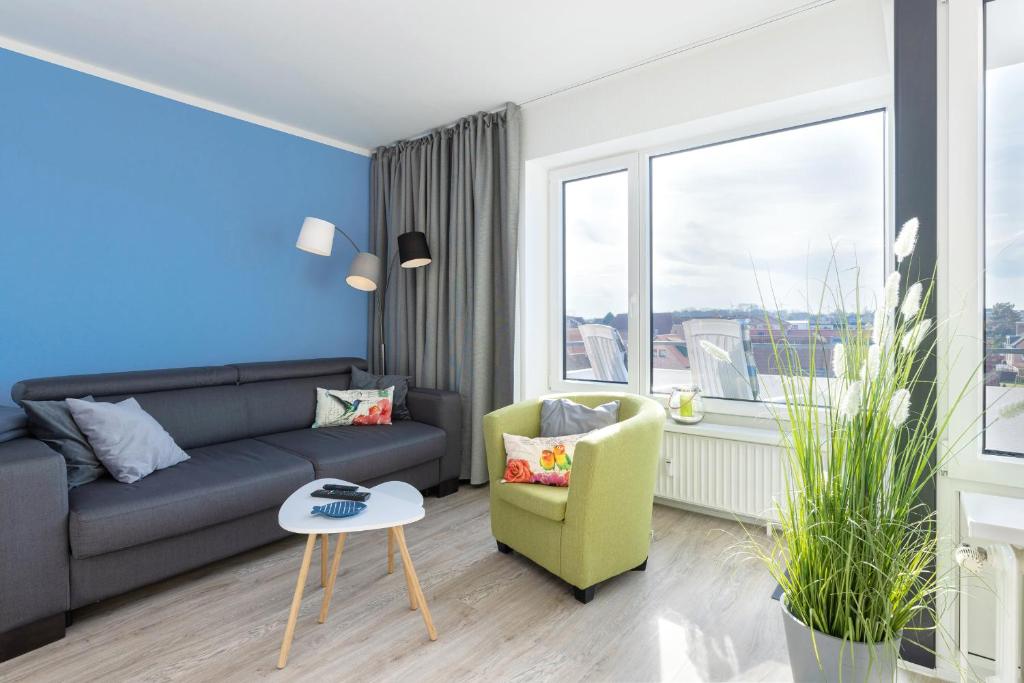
<box><xmin>256</xmin><ymin>421</ymin><xmax>445</xmax><ymax>481</ymax></box>
<box><xmin>495</xmin><ymin>483</ymin><xmax>568</xmax><ymax>522</ymax></box>
<box><xmin>69</xmin><ymin>439</ymin><xmax>313</xmax><ymax>559</ymax></box>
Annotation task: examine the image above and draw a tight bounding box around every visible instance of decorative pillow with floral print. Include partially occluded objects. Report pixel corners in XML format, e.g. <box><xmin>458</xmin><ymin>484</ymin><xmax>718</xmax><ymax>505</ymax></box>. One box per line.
<box><xmin>313</xmin><ymin>387</ymin><xmax>394</xmax><ymax>427</ymax></box>
<box><xmin>500</xmin><ymin>433</ymin><xmax>586</xmax><ymax>487</ymax></box>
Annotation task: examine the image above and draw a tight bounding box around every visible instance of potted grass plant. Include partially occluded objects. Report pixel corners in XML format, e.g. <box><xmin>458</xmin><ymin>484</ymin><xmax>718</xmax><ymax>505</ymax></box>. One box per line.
<box><xmin>736</xmin><ymin>218</ymin><xmax>958</xmax><ymax>681</ymax></box>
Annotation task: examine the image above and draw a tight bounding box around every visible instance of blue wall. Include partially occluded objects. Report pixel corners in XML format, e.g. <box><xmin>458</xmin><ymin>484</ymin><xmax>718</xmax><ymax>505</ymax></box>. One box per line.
<box><xmin>0</xmin><ymin>48</ymin><xmax>371</xmax><ymax>404</ymax></box>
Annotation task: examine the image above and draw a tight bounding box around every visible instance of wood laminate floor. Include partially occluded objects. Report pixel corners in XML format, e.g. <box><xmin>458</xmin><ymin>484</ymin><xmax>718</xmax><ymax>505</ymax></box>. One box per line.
<box><xmin>0</xmin><ymin>486</ymin><xmax>935</xmax><ymax>682</ymax></box>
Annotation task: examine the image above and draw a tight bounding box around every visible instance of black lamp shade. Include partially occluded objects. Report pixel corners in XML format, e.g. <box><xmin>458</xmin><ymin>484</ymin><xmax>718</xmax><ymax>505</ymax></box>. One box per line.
<box><xmin>397</xmin><ymin>231</ymin><xmax>432</xmax><ymax>268</ymax></box>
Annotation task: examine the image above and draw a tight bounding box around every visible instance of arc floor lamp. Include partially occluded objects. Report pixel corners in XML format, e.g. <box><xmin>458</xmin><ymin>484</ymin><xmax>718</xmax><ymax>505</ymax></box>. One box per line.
<box><xmin>295</xmin><ymin>216</ymin><xmax>431</xmax><ymax>372</ymax></box>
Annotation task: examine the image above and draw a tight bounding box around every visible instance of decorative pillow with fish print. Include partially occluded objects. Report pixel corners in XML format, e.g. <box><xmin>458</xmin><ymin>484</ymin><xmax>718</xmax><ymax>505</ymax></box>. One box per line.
<box><xmin>500</xmin><ymin>433</ymin><xmax>586</xmax><ymax>487</ymax></box>
<box><xmin>313</xmin><ymin>387</ymin><xmax>394</xmax><ymax>428</ymax></box>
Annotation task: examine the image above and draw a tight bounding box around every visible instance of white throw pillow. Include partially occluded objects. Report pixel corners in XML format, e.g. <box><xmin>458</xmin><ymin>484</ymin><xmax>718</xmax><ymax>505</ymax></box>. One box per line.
<box><xmin>501</xmin><ymin>433</ymin><xmax>587</xmax><ymax>487</ymax></box>
<box><xmin>67</xmin><ymin>397</ymin><xmax>189</xmax><ymax>484</ymax></box>
<box><xmin>313</xmin><ymin>387</ymin><xmax>394</xmax><ymax>427</ymax></box>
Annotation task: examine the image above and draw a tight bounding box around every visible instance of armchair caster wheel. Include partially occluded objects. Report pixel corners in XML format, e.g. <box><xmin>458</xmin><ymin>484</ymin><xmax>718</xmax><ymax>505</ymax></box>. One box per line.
<box><xmin>631</xmin><ymin>558</ymin><xmax>648</xmax><ymax>572</ymax></box>
<box><xmin>496</xmin><ymin>541</ymin><xmax>513</xmax><ymax>555</ymax></box>
<box><xmin>573</xmin><ymin>586</ymin><xmax>595</xmax><ymax>604</ymax></box>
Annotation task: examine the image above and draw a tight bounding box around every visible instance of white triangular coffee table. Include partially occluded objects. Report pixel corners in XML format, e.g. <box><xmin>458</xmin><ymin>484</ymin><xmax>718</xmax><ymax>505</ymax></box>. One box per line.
<box><xmin>275</xmin><ymin>479</ymin><xmax>436</xmax><ymax>668</ymax></box>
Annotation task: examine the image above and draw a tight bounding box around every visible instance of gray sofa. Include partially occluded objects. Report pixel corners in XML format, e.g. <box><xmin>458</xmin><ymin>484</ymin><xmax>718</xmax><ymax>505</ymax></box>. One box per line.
<box><xmin>0</xmin><ymin>357</ymin><xmax>461</xmax><ymax>661</ymax></box>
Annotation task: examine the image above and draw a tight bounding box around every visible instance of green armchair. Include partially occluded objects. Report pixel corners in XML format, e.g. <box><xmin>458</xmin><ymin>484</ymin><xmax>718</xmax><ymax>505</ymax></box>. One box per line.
<box><xmin>483</xmin><ymin>393</ymin><xmax>665</xmax><ymax>602</ymax></box>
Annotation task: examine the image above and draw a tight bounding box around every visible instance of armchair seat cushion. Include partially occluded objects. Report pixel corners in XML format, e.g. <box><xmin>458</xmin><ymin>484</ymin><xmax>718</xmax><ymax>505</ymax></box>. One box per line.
<box><xmin>69</xmin><ymin>439</ymin><xmax>313</xmax><ymax>559</ymax></box>
<box><xmin>495</xmin><ymin>482</ymin><xmax>568</xmax><ymax>522</ymax></box>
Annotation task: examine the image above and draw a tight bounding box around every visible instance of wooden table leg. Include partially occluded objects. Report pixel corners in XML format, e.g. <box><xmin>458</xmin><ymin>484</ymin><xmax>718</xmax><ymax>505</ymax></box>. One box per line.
<box><xmin>277</xmin><ymin>534</ymin><xmax>317</xmax><ymax>669</ymax></box>
<box><xmin>320</xmin><ymin>534</ymin><xmax>329</xmax><ymax>588</ymax></box>
<box><xmin>394</xmin><ymin>525</ymin><xmax>437</xmax><ymax>641</ymax></box>
<box><xmin>394</xmin><ymin>526</ymin><xmax>417</xmax><ymax>611</ymax></box>
<box><xmin>387</xmin><ymin>528</ymin><xmax>395</xmax><ymax>575</ymax></box>
<box><xmin>318</xmin><ymin>533</ymin><xmax>347</xmax><ymax>624</ymax></box>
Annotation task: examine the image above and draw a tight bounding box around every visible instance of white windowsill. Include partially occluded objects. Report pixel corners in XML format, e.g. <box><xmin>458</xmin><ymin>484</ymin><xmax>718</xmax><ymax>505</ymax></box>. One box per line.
<box><xmin>978</xmin><ymin>452</ymin><xmax>1024</xmax><ymax>468</ymax></box>
<box><xmin>543</xmin><ymin>383</ymin><xmax>795</xmax><ymax>447</ymax></box>
<box><xmin>662</xmin><ymin>418</ymin><xmax>785</xmax><ymax>447</ymax></box>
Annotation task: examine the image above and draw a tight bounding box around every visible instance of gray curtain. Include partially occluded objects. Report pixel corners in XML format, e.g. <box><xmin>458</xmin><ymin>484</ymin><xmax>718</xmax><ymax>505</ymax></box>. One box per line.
<box><xmin>369</xmin><ymin>103</ymin><xmax>520</xmax><ymax>484</ymax></box>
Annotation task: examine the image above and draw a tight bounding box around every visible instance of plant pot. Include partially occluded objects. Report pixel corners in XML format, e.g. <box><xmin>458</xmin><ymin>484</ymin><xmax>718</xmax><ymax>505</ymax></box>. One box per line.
<box><xmin>780</xmin><ymin>600</ymin><xmax>900</xmax><ymax>683</ymax></box>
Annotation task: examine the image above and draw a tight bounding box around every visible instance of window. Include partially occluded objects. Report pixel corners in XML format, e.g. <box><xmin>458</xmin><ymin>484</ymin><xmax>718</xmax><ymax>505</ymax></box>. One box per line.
<box><xmin>983</xmin><ymin>0</ymin><xmax>1024</xmax><ymax>455</ymax></box>
<box><xmin>649</xmin><ymin>111</ymin><xmax>887</xmax><ymax>401</ymax></box>
<box><xmin>551</xmin><ymin>111</ymin><xmax>888</xmax><ymax>408</ymax></box>
<box><xmin>561</xmin><ymin>170</ymin><xmax>630</xmax><ymax>384</ymax></box>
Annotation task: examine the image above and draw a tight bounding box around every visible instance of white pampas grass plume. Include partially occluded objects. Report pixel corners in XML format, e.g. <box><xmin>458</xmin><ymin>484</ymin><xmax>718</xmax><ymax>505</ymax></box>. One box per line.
<box><xmin>699</xmin><ymin>340</ymin><xmax>731</xmax><ymax>363</ymax></box>
<box><xmin>888</xmin><ymin>388</ymin><xmax>911</xmax><ymax>426</ymax></box>
<box><xmin>901</xmin><ymin>318</ymin><xmax>933</xmax><ymax>351</ymax></box>
<box><xmin>873</xmin><ymin>308</ymin><xmax>893</xmax><ymax>349</ymax></box>
<box><xmin>901</xmin><ymin>282</ymin><xmax>923</xmax><ymax>319</ymax></box>
<box><xmin>884</xmin><ymin>271</ymin><xmax>901</xmax><ymax>310</ymax></box>
<box><xmin>862</xmin><ymin>344</ymin><xmax>881</xmax><ymax>381</ymax></box>
<box><xmin>832</xmin><ymin>343</ymin><xmax>846</xmax><ymax>379</ymax></box>
<box><xmin>1000</xmin><ymin>400</ymin><xmax>1024</xmax><ymax>421</ymax></box>
<box><xmin>839</xmin><ymin>380</ymin><xmax>863</xmax><ymax>420</ymax></box>
<box><xmin>895</xmin><ymin>217</ymin><xmax>919</xmax><ymax>262</ymax></box>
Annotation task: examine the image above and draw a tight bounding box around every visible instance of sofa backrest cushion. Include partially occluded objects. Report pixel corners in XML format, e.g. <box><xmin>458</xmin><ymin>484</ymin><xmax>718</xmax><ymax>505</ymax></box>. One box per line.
<box><xmin>10</xmin><ymin>358</ymin><xmax>368</xmax><ymax>450</ymax></box>
<box><xmin>13</xmin><ymin>366</ymin><xmax>244</xmax><ymax>450</ymax></box>
<box><xmin>11</xmin><ymin>366</ymin><xmax>239</xmax><ymax>403</ymax></box>
<box><xmin>232</xmin><ymin>358</ymin><xmax>367</xmax><ymax>437</ymax></box>
<box><xmin>97</xmin><ymin>385</ymin><xmax>249</xmax><ymax>450</ymax></box>
<box><xmin>231</xmin><ymin>357</ymin><xmax>365</xmax><ymax>384</ymax></box>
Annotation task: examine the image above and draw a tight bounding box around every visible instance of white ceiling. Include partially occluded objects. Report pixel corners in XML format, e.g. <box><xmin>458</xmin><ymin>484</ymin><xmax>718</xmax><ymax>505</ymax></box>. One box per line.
<box><xmin>0</xmin><ymin>0</ymin><xmax>825</xmax><ymax>152</ymax></box>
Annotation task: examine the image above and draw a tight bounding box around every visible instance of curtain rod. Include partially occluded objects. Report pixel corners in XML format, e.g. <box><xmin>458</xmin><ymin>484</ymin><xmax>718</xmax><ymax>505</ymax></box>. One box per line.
<box><xmin>390</xmin><ymin>0</ymin><xmax>837</xmax><ymax>147</ymax></box>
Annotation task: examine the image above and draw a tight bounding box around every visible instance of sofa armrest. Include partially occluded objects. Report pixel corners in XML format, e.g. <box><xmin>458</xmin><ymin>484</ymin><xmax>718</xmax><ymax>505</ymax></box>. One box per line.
<box><xmin>406</xmin><ymin>388</ymin><xmax>463</xmax><ymax>483</ymax></box>
<box><xmin>0</xmin><ymin>405</ymin><xmax>28</xmax><ymax>443</ymax></box>
<box><xmin>0</xmin><ymin>438</ymin><xmax>70</xmax><ymax>634</ymax></box>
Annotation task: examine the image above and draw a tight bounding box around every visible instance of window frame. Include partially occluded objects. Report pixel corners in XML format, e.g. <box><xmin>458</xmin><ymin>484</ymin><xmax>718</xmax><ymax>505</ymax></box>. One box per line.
<box><xmin>644</xmin><ymin>108</ymin><xmax>889</xmax><ymax>412</ymax></box>
<box><xmin>547</xmin><ymin>104</ymin><xmax>893</xmax><ymax>419</ymax></box>
<box><xmin>548</xmin><ymin>154</ymin><xmax>641</xmax><ymax>395</ymax></box>
<box><xmin>942</xmin><ymin>0</ymin><xmax>1024</xmax><ymax>480</ymax></box>
<box><xmin>935</xmin><ymin>4</ymin><xmax>1024</xmax><ymax>676</ymax></box>
<box><xmin>980</xmin><ymin>0</ymin><xmax>1024</xmax><ymax>459</ymax></box>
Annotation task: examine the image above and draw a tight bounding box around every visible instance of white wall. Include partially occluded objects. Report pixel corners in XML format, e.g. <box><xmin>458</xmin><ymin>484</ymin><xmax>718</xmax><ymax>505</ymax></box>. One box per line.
<box><xmin>517</xmin><ymin>0</ymin><xmax>891</xmax><ymax>401</ymax></box>
<box><xmin>521</xmin><ymin>0</ymin><xmax>889</xmax><ymax>162</ymax></box>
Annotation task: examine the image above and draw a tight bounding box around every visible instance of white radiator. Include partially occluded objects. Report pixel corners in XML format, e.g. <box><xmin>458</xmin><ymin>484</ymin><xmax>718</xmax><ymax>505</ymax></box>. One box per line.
<box><xmin>655</xmin><ymin>425</ymin><xmax>785</xmax><ymax>523</ymax></box>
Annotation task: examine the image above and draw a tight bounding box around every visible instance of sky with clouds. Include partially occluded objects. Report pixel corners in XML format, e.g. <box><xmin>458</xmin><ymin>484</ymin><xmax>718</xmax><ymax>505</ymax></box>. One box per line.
<box><xmin>563</xmin><ymin>171</ymin><xmax>631</xmax><ymax>320</ymax></box>
<box><xmin>986</xmin><ymin>61</ymin><xmax>1024</xmax><ymax>308</ymax></box>
<box><xmin>649</xmin><ymin>112</ymin><xmax>885</xmax><ymax>318</ymax></box>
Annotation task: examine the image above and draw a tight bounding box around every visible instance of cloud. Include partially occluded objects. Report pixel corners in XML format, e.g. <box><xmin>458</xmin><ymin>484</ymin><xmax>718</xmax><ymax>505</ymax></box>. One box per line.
<box><xmin>986</xmin><ymin>62</ymin><xmax>1024</xmax><ymax>305</ymax></box>
<box><xmin>644</xmin><ymin>112</ymin><xmax>885</xmax><ymax>316</ymax></box>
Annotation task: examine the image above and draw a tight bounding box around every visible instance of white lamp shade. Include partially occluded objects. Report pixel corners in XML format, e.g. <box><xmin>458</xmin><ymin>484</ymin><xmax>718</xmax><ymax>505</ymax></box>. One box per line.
<box><xmin>346</xmin><ymin>252</ymin><xmax>382</xmax><ymax>291</ymax></box>
<box><xmin>296</xmin><ymin>217</ymin><xmax>336</xmax><ymax>256</ymax></box>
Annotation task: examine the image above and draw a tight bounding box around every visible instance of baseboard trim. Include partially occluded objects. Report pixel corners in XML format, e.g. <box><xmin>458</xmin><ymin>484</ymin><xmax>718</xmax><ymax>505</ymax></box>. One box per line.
<box><xmin>0</xmin><ymin>613</ymin><xmax>66</xmax><ymax>663</ymax></box>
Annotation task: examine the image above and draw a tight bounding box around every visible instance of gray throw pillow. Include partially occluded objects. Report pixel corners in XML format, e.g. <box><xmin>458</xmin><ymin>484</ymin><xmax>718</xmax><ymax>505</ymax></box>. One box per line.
<box><xmin>67</xmin><ymin>397</ymin><xmax>189</xmax><ymax>484</ymax></box>
<box><xmin>540</xmin><ymin>398</ymin><xmax>620</xmax><ymax>437</ymax></box>
<box><xmin>350</xmin><ymin>366</ymin><xmax>412</xmax><ymax>420</ymax></box>
<box><xmin>22</xmin><ymin>396</ymin><xmax>104</xmax><ymax>488</ymax></box>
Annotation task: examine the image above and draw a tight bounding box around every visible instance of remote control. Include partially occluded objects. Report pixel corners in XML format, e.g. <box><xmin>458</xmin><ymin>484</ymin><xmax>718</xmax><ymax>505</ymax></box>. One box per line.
<box><xmin>323</xmin><ymin>484</ymin><xmax>359</xmax><ymax>492</ymax></box>
<box><xmin>311</xmin><ymin>489</ymin><xmax>371</xmax><ymax>502</ymax></box>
